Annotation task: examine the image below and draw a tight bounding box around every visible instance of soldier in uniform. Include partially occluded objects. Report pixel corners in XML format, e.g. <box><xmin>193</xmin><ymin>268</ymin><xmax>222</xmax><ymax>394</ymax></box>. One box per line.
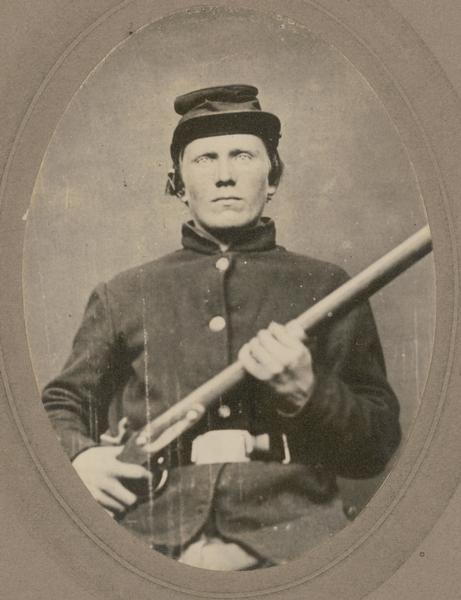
<box><xmin>42</xmin><ymin>85</ymin><xmax>401</xmax><ymax>570</ymax></box>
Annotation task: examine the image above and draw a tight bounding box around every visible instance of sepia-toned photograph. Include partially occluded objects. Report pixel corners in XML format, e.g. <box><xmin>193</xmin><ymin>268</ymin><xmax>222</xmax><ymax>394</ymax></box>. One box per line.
<box><xmin>23</xmin><ymin>7</ymin><xmax>435</xmax><ymax>571</ymax></box>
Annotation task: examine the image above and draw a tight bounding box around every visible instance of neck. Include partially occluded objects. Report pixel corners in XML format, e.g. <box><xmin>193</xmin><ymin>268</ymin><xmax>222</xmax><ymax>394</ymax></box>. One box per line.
<box><xmin>193</xmin><ymin>218</ymin><xmax>265</xmax><ymax>251</ymax></box>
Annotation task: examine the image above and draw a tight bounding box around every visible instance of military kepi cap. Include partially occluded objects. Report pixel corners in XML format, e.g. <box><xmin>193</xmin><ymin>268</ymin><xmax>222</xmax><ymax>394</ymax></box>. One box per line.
<box><xmin>170</xmin><ymin>84</ymin><xmax>281</xmax><ymax>161</ymax></box>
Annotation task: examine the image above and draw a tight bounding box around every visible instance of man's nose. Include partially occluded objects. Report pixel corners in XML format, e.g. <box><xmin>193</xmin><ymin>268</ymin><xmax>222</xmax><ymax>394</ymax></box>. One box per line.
<box><xmin>215</xmin><ymin>158</ymin><xmax>235</xmax><ymax>186</ymax></box>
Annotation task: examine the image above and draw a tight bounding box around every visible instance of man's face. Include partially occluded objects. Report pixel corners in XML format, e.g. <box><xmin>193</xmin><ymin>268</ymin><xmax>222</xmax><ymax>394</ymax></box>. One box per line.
<box><xmin>179</xmin><ymin>134</ymin><xmax>277</xmax><ymax>231</ymax></box>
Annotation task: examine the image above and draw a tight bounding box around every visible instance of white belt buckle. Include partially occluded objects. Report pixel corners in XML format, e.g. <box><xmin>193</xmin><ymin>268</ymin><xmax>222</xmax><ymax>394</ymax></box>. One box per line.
<box><xmin>191</xmin><ymin>430</ymin><xmax>254</xmax><ymax>465</ymax></box>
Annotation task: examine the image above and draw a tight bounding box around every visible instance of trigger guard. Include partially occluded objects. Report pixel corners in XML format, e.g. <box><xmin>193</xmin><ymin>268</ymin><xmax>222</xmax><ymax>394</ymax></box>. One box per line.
<box><xmin>154</xmin><ymin>468</ymin><xmax>169</xmax><ymax>493</ymax></box>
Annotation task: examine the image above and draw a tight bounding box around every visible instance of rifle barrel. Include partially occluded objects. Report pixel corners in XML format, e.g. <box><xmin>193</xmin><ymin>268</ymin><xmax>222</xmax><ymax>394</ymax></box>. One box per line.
<box><xmin>137</xmin><ymin>225</ymin><xmax>432</xmax><ymax>447</ymax></box>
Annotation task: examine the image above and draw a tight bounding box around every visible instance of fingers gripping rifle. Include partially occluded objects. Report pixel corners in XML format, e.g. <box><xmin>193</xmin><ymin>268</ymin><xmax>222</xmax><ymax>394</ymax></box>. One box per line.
<box><xmin>116</xmin><ymin>226</ymin><xmax>433</xmax><ymax>498</ymax></box>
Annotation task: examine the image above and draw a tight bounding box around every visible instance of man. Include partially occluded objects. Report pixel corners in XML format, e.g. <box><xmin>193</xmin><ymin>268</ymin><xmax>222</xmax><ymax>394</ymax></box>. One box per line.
<box><xmin>42</xmin><ymin>84</ymin><xmax>401</xmax><ymax>570</ymax></box>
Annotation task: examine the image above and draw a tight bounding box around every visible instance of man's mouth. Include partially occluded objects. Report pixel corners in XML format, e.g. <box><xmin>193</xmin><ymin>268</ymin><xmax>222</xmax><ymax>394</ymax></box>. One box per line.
<box><xmin>212</xmin><ymin>196</ymin><xmax>242</xmax><ymax>203</ymax></box>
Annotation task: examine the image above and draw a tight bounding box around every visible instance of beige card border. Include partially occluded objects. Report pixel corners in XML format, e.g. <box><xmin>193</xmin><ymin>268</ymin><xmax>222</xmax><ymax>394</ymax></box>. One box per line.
<box><xmin>1</xmin><ymin>1</ymin><xmax>460</xmax><ymax>598</ymax></box>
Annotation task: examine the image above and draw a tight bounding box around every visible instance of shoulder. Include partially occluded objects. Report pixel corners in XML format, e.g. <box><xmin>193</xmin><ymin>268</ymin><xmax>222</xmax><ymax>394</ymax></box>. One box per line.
<box><xmin>111</xmin><ymin>249</ymin><xmax>185</xmax><ymax>282</ymax></box>
<box><xmin>272</xmin><ymin>245</ymin><xmax>350</xmax><ymax>286</ymax></box>
<box><xmin>101</xmin><ymin>249</ymin><xmax>188</xmax><ymax>301</ymax></box>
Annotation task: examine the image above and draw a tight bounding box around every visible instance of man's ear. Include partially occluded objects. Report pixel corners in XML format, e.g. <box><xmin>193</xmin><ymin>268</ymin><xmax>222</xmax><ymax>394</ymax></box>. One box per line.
<box><xmin>180</xmin><ymin>188</ymin><xmax>190</xmax><ymax>205</ymax></box>
<box><xmin>166</xmin><ymin>168</ymin><xmax>188</xmax><ymax>202</ymax></box>
<box><xmin>266</xmin><ymin>183</ymin><xmax>277</xmax><ymax>201</ymax></box>
<box><xmin>165</xmin><ymin>170</ymin><xmax>177</xmax><ymax>196</ymax></box>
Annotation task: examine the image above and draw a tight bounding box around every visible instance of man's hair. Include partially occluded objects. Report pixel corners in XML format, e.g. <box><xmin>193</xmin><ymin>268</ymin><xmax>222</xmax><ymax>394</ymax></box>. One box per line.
<box><xmin>165</xmin><ymin>147</ymin><xmax>284</xmax><ymax>197</ymax></box>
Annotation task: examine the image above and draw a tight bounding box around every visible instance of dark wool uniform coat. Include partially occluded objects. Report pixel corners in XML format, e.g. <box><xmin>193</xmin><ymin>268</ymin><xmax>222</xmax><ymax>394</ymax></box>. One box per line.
<box><xmin>42</xmin><ymin>218</ymin><xmax>401</xmax><ymax>564</ymax></box>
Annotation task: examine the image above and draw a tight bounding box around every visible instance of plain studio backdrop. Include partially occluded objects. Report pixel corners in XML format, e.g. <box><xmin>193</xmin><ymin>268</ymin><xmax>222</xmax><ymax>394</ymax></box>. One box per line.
<box><xmin>23</xmin><ymin>8</ymin><xmax>435</xmax><ymax>518</ymax></box>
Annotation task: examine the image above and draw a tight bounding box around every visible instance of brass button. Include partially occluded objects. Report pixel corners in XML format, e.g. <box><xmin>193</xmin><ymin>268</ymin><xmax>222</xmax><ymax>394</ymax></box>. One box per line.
<box><xmin>218</xmin><ymin>404</ymin><xmax>231</xmax><ymax>418</ymax></box>
<box><xmin>209</xmin><ymin>316</ymin><xmax>226</xmax><ymax>332</ymax></box>
<box><xmin>345</xmin><ymin>505</ymin><xmax>358</xmax><ymax>520</ymax></box>
<box><xmin>216</xmin><ymin>257</ymin><xmax>230</xmax><ymax>272</ymax></box>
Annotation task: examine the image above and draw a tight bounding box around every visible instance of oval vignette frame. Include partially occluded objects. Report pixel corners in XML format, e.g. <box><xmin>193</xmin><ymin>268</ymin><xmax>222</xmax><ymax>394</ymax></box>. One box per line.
<box><xmin>0</xmin><ymin>1</ymin><xmax>460</xmax><ymax>599</ymax></box>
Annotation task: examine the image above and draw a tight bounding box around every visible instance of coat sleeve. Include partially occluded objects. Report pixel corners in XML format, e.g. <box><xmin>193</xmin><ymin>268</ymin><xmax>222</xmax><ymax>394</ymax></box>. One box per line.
<box><xmin>42</xmin><ymin>283</ymin><xmax>128</xmax><ymax>461</ymax></box>
<box><xmin>278</xmin><ymin>295</ymin><xmax>402</xmax><ymax>479</ymax></box>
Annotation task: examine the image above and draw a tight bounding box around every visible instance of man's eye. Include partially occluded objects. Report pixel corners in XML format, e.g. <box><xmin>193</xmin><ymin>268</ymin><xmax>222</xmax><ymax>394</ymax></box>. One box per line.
<box><xmin>194</xmin><ymin>156</ymin><xmax>213</xmax><ymax>165</ymax></box>
<box><xmin>235</xmin><ymin>153</ymin><xmax>252</xmax><ymax>161</ymax></box>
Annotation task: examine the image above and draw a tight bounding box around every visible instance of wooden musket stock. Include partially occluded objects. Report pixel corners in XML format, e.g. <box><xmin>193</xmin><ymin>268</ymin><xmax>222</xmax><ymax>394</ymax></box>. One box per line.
<box><xmin>118</xmin><ymin>225</ymin><xmax>432</xmax><ymax>466</ymax></box>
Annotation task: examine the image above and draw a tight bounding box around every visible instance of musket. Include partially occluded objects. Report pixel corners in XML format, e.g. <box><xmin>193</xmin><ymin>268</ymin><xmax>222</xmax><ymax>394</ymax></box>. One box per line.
<box><xmin>116</xmin><ymin>225</ymin><xmax>433</xmax><ymax>495</ymax></box>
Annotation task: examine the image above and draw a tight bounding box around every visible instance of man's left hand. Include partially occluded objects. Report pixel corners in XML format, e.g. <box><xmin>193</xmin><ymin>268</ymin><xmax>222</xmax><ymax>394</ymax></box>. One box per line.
<box><xmin>238</xmin><ymin>321</ymin><xmax>315</xmax><ymax>401</ymax></box>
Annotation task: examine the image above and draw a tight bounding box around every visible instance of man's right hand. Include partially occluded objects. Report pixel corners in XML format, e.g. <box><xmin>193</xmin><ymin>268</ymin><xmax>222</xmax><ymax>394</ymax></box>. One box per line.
<box><xmin>72</xmin><ymin>445</ymin><xmax>152</xmax><ymax>514</ymax></box>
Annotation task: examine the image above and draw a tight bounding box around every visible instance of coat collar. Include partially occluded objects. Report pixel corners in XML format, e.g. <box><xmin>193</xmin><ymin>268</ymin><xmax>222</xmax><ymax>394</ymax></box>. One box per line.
<box><xmin>181</xmin><ymin>218</ymin><xmax>277</xmax><ymax>254</ymax></box>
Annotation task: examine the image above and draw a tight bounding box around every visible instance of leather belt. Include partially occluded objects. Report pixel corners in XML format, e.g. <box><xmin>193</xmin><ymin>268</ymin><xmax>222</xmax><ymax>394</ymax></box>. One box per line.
<box><xmin>101</xmin><ymin>420</ymin><xmax>292</xmax><ymax>466</ymax></box>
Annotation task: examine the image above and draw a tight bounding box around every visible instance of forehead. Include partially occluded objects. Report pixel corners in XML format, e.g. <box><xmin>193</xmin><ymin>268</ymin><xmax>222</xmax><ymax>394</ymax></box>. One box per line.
<box><xmin>182</xmin><ymin>133</ymin><xmax>268</xmax><ymax>157</ymax></box>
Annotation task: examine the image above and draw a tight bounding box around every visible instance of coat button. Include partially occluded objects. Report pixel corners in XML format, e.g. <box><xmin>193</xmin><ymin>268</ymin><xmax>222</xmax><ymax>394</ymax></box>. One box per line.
<box><xmin>216</xmin><ymin>257</ymin><xmax>230</xmax><ymax>272</ymax></box>
<box><xmin>218</xmin><ymin>404</ymin><xmax>231</xmax><ymax>418</ymax></box>
<box><xmin>345</xmin><ymin>505</ymin><xmax>358</xmax><ymax>520</ymax></box>
<box><xmin>209</xmin><ymin>316</ymin><xmax>226</xmax><ymax>332</ymax></box>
